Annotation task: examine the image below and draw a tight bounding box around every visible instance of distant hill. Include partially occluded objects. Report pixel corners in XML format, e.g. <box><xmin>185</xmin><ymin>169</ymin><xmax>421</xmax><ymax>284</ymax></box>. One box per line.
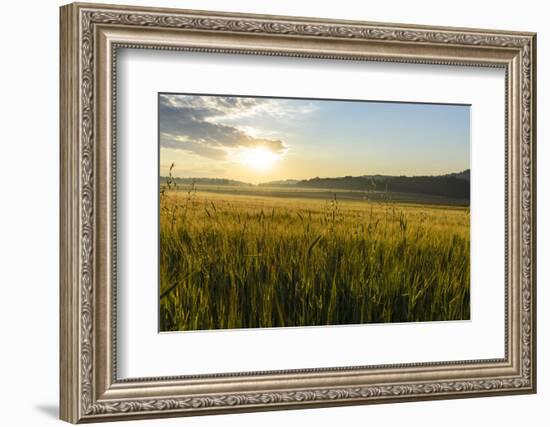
<box><xmin>296</xmin><ymin>170</ymin><xmax>470</xmax><ymax>200</ymax></box>
<box><xmin>258</xmin><ymin>179</ymin><xmax>302</xmax><ymax>187</ymax></box>
<box><xmin>160</xmin><ymin>176</ymin><xmax>253</xmax><ymax>187</ymax></box>
<box><xmin>446</xmin><ymin>169</ymin><xmax>470</xmax><ymax>181</ymax></box>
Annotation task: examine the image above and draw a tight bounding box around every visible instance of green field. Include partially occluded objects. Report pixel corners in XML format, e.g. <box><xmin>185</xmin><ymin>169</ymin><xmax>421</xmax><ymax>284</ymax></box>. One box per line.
<box><xmin>159</xmin><ymin>184</ymin><xmax>470</xmax><ymax>331</ymax></box>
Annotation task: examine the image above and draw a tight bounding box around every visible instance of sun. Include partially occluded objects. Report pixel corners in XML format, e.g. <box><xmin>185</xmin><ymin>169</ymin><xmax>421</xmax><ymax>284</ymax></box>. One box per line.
<box><xmin>236</xmin><ymin>147</ymin><xmax>280</xmax><ymax>171</ymax></box>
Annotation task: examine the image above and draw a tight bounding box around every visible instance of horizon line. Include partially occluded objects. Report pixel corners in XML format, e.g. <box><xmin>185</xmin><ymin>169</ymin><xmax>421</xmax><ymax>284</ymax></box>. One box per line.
<box><xmin>160</xmin><ymin>169</ymin><xmax>470</xmax><ymax>184</ymax></box>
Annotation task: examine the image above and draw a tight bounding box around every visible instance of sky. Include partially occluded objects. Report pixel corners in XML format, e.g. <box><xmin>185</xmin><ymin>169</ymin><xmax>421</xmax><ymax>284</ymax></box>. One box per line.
<box><xmin>159</xmin><ymin>93</ymin><xmax>470</xmax><ymax>184</ymax></box>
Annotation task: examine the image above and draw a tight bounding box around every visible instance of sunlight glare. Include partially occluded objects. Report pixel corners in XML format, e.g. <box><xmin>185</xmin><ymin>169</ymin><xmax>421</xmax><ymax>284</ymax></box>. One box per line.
<box><xmin>237</xmin><ymin>147</ymin><xmax>280</xmax><ymax>171</ymax></box>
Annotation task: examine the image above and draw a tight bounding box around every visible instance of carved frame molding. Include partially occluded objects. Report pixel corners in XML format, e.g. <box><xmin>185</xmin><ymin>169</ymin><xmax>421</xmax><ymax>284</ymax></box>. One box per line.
<box><xmin>60</xmin><ymin>2</ymin><xmax>536</xmax><ymax>423</ymax></box>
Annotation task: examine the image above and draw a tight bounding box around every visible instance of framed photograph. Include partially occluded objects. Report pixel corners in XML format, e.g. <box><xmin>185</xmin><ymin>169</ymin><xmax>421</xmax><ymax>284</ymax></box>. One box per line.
<box><xmin>60</xmin><ymin>2</ymin><xmax>537</xmax><ymax>423</ymax></box>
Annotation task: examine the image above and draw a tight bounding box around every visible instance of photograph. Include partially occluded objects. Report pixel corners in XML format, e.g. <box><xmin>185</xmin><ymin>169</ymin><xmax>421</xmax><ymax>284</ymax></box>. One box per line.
<box><xmin>158</xmin><ymin>93</ymin><xmax>471</xmax><ymax>332</ymax></box>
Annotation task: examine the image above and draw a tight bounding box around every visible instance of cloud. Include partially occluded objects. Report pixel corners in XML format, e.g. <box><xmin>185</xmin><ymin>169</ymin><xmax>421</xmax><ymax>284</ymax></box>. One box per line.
<box><xmin>159</xmin><ymin>94</ymin><xmax>300</xmax><ymax>160</ymax></box>
<box><xmin>161</xmin><ymin>135</ymin><xmax>228</xmax><ymax>160</ymax></box>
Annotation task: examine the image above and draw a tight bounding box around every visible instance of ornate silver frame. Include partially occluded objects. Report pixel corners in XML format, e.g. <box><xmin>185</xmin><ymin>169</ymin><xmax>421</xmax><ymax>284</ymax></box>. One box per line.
<box><xmin>60</xmin><ymin>2</ymin><xmax>537</xmax><ymax>423</ymax></box>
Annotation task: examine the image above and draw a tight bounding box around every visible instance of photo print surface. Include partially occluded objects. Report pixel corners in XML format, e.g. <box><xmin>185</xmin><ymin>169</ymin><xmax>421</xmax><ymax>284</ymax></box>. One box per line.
<box><xmin>158</xmin><ymin>93</ymin><xmax>471</xmax><ymax>332</ymax></box>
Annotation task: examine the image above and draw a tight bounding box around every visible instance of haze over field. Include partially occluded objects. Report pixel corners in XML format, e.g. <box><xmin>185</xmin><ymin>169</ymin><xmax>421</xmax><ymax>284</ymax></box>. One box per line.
<box><xmin>160</xmin><ymin>169</ymin><xmax>471</xmax><ymax>205</ymax></box>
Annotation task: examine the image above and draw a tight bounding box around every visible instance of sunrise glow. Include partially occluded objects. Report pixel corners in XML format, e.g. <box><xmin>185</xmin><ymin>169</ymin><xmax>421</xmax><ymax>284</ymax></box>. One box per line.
<box><xmin>234</xmin><ymin>147</ymin><xmax>280</xmax><ymax>172</ymax></box>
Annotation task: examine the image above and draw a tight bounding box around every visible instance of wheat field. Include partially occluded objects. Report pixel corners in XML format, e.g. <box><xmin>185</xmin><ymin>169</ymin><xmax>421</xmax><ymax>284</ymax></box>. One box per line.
<box><xmin>159</xmin><ymin>185</ymin><xmax>470</xmax><ymax>331</ymax></box>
